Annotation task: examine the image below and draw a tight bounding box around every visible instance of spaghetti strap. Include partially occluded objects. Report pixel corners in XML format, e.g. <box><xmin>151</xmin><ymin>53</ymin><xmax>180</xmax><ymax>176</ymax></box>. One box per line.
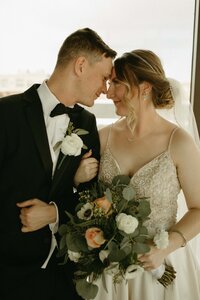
<box><xmin>168</xmin><ymin>127</ymin><xmax>179</xmax><ymax>150</ymax></box>
<box><xmin>105</xmin><ymin>124</ymin><xmax>113</xmax><ymax>148</ymax></box>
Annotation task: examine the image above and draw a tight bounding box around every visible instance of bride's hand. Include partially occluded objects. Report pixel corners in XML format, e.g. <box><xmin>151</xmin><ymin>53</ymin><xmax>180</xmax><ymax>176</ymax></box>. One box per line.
<box><xmin>138</xmin><ymin>245</ymin><xmax>168</xmax><ymax>271</ymax></box>
<box><xmin>74</xmin><ymin>150</ymin><xmax>99</xmax><ymax>187</ymax></box>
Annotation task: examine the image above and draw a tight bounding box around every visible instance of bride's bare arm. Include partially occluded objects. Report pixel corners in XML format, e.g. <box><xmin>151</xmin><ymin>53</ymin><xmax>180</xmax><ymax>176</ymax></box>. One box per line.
<box><xmin>167</xmin><ymin>128</ymin><xmax>200</xmax><ymax>247</ymax></box>
<box><xmin>139</xmin><ymin>128</ymin><xmax>200</xmax><ymax>270</ymax></box>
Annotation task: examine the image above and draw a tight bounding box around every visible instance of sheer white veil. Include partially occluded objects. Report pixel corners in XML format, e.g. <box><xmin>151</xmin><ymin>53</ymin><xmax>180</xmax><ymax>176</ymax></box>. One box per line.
<box><xmin>158</xmin><ymin>78</ymin><xmax>200</xmax><ymax>264</ymax></box>
<box><xmin>169</xmin><ymin>78</ymin><xmax>200</xmax><ymax>148</ymax></box>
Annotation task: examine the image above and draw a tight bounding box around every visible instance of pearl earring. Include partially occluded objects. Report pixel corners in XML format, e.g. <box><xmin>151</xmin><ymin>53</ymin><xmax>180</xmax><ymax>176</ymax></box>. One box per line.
<box><xmin>143</xmin><ymin>93</ymin><xmax>148</xmax><ymax>101</ymax></box>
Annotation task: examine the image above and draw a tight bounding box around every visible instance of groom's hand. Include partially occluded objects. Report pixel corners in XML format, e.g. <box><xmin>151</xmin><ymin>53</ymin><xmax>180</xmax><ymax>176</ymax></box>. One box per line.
<box><xmin>17</xmin><ymin>199</ymin><xmax>56</xmax><ymax>232</ymax></box>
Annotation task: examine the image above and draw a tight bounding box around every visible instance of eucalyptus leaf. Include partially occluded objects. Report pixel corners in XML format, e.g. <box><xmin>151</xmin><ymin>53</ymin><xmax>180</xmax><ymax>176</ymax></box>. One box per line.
<box><xmin>66</xmin><ymin>233</ymin><xmax>88</xmax><ymax>252</ymax></box>
<box><xmin>105</xmin><ymin>188</ymin><xmax>112</xmax><ymax>202</ymax></box>
<box><xmin>122</xmin><ymin>186</ymin><xmax>136</xmax><ymax>201</ymax></box>
<box><xmin>139</xmin><ymin>226</ymin><xmax>149</xmax><ymax>235</ymax></box>
<box><xmin>56</xmin><ymin>245</ymin><xmax>67</xmax><ymax>258</ymax></box>
<box><xmin>74</xmin><ymin>129</ymin><xmax>89</xmax><ymax>135</ymax></box>
<box><xmin>58</xmin><ymin>224</ymin><xmax>70</xmax><ymax>236</ymax></box>
<box><xmin>59</xmin><ymin>234</ymin><xmax>67</xmax><ymax>250</ymax></box>
<box><xmin>134</xmin><ymin>236</ymin><xmax>146</xmax><ymax>243</ymax></box>
<box><xmin>76</xmin><ymin>279</ymin><xmax>98</xmax><ymax>299</ymax></box>
<box><xmin>128</xmin><ymin>228</ymin><xmax>139</xmax><ymax>238</ymax></box>
<box><xmin>109</xmin><ymin>248</ymin><xmax>127</xmax><ymax>262</ymax></box>
<box><xmin>82</xmin><ymin>144</ymin><xmax>88</xmax><ymax>149</ymax></box>
<box><xmin>132</xmin><ymin>242</ymin><xmax>150</xmax><ymax>254</ymax></box>
<box><xmin>138</xmin><ymin>200</ymin><xmax>151</xmax><ymax>217</ymax></box>
<box><xmin>121</xmin><ymin>244</ymin><xmax>132</xmax><ymax>256</ymax></box>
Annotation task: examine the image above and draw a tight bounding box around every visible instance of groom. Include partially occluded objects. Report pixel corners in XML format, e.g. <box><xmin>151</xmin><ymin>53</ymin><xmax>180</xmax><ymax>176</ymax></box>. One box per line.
<box><xmin>0</xmin><ymin>28</ymin><xmax>116</xmax><ymax>300</ymax></box>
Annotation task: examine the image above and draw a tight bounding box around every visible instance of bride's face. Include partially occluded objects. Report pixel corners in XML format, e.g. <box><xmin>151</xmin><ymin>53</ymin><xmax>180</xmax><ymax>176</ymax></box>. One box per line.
<box><xmin>107</xmin><ymin>69</ymin><xmax>139</xmax><ymax>116</ymax></box>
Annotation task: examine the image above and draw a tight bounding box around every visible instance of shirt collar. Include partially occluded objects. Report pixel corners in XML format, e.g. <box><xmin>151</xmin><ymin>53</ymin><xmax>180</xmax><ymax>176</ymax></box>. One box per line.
<box><xmin>37</xmin><ymin>81</ymin><xmax>60</xmax><ymax>117</ymax></box>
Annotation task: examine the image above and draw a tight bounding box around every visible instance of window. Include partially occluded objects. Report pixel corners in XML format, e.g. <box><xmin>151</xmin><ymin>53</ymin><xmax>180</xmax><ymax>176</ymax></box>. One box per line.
<box><xmin>0</xmin><ymin>0</ymin><xmax>196</xmax><ymax>128</ymax></box>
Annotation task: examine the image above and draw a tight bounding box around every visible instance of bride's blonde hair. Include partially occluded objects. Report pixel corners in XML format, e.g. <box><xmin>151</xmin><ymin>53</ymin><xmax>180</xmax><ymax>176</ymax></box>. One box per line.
<box><xmin>114</xmin><ymin>49</ymin><xmax>174</xmax><ymax>133</ymax></box>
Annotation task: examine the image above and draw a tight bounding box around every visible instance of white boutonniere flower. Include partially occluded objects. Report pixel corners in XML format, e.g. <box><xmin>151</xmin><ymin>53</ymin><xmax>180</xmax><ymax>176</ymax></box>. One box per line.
<box><xmin>57</xmin><ymin>121</ymin><xmax>88</xmax><ymax>169</ymax></box>
<box><xmin>61</xmin><ymin>133</ymin><xmax>83</xmax><ymax>156</ymax></box>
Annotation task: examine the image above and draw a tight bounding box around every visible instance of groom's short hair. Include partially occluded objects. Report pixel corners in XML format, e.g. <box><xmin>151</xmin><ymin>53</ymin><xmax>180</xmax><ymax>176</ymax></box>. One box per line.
<box><xmin>56</xmin><ymin>27</ymin><xmax>116</xmax><ymax>67</ymax></box>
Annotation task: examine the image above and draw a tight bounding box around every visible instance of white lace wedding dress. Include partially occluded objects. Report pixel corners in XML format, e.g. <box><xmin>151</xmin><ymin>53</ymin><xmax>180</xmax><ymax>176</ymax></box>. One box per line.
<box><xmin>93</xmin><ymin>128</ymin><xmax>200</xmax><ymax>300</ymax></box>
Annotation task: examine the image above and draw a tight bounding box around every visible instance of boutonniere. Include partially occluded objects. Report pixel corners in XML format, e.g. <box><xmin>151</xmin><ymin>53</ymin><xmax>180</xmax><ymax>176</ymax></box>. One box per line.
<box><xmin>57</xmin><ymin>121</ymin><xmax>89</xmax><ymax>169</ymax></box>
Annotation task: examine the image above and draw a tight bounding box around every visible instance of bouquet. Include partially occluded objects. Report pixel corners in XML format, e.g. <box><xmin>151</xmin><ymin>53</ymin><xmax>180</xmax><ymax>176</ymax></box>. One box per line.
<box><xmin>58</xmin><ymin>175</ymin><xmax>176</xmax><ymax>299</ymax></box>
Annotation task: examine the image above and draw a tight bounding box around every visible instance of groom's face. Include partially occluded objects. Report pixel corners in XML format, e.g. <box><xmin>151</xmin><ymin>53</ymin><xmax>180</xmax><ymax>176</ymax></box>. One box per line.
<box><xmin>77</xmin><ymin>54</ymin><xmax>113</xmax><ymax>107</ymax></box>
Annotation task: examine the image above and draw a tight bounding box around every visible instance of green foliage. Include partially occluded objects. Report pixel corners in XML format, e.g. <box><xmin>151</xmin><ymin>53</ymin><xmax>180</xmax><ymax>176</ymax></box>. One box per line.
<box><xmin>58</xmin><ymin>175</ymin><xmax>152</xmax><ymax>299</ymax></box>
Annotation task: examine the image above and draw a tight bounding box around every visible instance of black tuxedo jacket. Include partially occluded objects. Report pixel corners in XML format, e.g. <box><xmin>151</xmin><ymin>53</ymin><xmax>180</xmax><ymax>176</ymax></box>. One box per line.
<box><xmin>0</xmin><ymin>84</ymin><xmax>100</xmax><ymax>267</ymax></box>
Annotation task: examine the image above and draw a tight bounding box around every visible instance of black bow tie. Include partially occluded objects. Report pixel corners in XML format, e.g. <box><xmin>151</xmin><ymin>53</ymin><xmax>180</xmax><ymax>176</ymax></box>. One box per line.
<box><xmin>50</xmin><ymin>103</ymin><xmax>82</xmax><ymax>118</ymax></box>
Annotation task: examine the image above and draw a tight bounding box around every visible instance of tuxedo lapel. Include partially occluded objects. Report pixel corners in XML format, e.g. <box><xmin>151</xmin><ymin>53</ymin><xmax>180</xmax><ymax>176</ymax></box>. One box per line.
<box><xmin>24</xmin><ymin>85</ymin><xmax>53</xmax><ymax>181</ymax></box>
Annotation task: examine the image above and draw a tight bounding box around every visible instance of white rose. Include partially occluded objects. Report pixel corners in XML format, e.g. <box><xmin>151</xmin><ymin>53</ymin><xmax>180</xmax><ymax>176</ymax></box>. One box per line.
<box><xmin>77</xmin><ymin>202</ymin><xmax>93</xmax><ymax>220</ymax></box>
<box><xmin>61</xmin><ymin>133</ymin><xmax>83</xmax><ymax>156</ymax></box>
<box><xmin>116</xmin><ymin>213</ymin><xmax>138</xmax><ymax>234</ymax></box>
<box><xmin>68</xmin><ymin>250</ymin><xmax>81</xmax><ymax>262</ymax></box>
<box><xmin>153</xmin><ymin>229</ymin><xmax>169</xmax><ymax>249</ymax></box>
<box><xmin>124</xmin><ymin>264</ymin><xmax>144</xmax><ymax>280</ymax></box>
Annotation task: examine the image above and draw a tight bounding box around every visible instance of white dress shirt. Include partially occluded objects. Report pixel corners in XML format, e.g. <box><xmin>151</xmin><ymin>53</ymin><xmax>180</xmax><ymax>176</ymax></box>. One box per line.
<box><xmin>37</xmin><ymin>81</ymin><xmax>70</xmax><ymax>268</ymax></box>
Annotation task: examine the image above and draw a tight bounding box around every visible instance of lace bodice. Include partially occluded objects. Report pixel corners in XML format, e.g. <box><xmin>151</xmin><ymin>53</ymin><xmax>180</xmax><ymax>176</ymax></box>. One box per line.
<box><xmin>99</xmin><ymin>143</ymin><xmax>181</xmax><ymax>237</ymax></box>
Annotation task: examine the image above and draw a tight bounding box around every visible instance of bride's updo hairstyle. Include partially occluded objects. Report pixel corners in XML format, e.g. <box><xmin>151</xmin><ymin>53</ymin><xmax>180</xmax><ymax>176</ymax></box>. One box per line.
<box><xmin>114</xmin><ymin>50</ymin><xmax>174</xmax><ymax>132</ymax></box>
<box><xmin>114</xmin><ymin>49</ymin><xmax>174</xmax><ymax>108</ymax></box>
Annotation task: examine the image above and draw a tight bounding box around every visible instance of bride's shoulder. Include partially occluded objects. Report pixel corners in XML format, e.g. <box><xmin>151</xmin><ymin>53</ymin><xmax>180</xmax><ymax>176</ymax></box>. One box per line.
<box><xmin>170</xmin><ymin>127</ymin><xmax>200</xmax><ymax>162</ymax></box>
<box><xmin>171</xmin><ymin>127</ymin><xmax>196</xmax><ymax>146</ymax></box>
<box><xmin>99</xmin><ymin>124</ymin><xmax>112</xmax><ymax>139</ymax></box>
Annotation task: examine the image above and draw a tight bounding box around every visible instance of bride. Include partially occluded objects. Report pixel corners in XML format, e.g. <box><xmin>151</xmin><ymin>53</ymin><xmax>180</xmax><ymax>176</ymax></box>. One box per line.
<box><xmin>74</xmin><ymin>49</ymin><xmax>200</xmax><ymax>299</ymax></box>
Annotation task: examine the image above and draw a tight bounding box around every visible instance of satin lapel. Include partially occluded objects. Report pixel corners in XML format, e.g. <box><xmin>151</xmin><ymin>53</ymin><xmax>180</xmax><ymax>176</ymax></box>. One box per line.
<box><xmin>24</xmin><ymin>85</ymin><xmax>53</xmax><ymax>181</ymax></box>
<box><xmin>50</xmin><ymin>154</ymin><xmax>74</xmax><ymax>196</ymax></box>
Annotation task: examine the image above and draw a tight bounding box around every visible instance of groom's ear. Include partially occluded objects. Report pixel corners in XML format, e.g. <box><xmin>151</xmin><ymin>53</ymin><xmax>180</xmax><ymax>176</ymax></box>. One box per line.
<box><xmin>74</xmin><ymin>56</ymin><xmax>87</xmax><ymax>77</ymax></box>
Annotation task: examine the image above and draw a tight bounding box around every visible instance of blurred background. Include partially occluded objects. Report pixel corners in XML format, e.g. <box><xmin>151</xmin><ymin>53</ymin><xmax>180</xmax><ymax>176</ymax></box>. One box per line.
<box><xmin>0</xmin><ymin>0</ymin><xmax>197</xmax><ymax>127</ymax></box>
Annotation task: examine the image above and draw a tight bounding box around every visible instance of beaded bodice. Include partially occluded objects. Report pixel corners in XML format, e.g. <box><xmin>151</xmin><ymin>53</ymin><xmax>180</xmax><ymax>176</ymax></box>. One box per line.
<box><xmin>99</xmin><ymin>145</ymin><xmax>181</xmax><ymax>236</ymax></box>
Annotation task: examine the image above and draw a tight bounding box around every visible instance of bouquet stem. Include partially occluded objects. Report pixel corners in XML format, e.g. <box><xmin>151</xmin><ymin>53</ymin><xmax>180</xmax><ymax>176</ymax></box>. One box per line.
<box><xmin>157</xmin><ymin>263</ymin><xmax>176</xmax><ymax>287</ymax></box>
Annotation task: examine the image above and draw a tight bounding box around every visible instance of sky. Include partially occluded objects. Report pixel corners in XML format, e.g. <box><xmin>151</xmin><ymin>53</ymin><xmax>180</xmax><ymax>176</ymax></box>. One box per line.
<box><xmin>0</xmin><ymin>0</ymin><xmax>195</xmax><ymax>83</ymax></box>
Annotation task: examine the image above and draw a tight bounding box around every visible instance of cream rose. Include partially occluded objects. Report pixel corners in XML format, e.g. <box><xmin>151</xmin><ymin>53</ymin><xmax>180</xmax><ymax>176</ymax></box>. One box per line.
<box><xmin>116</xmin><ymin>213</ymin><xmax>138</xmax><ymax>234</ymax></box>
<box><xmin>61</xmin><ymin>133</ymin><xmax>83</xmax><ymax>156</ymax></box>
<box><xmin>85</xmin><ymin>227</ymin><xmax>106</xmax><ymax>248</ymax></box>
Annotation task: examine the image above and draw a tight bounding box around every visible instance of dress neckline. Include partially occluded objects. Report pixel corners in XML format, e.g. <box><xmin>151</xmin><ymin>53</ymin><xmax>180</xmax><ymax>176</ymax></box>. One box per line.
<box><xmin>105</xmin><ymin>147</ymin><xmax>171</xmax><ymax>179</ymax></box>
